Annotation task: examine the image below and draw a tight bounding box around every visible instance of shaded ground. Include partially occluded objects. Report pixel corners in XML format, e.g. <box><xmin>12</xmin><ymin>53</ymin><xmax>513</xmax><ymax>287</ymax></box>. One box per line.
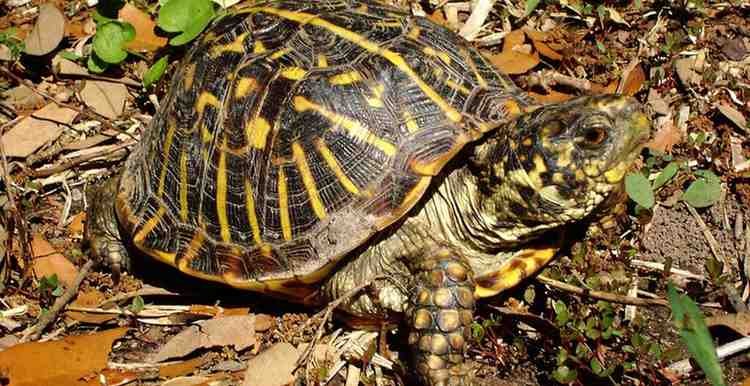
<box><xmin>1</xmin><ymin>1</ymin><xmax>749</xmax><ymax>385</ymax></box>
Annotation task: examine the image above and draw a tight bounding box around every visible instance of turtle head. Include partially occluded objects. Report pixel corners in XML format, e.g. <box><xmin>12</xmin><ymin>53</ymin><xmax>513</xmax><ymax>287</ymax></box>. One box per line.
<box><xmin>474</xmin><ymin>95</ymin><xmax>650</xmax><ymax>239</ymax></box>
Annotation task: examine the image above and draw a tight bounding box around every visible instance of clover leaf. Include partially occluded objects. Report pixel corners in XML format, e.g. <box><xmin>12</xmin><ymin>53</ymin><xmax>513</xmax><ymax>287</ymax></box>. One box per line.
<box><xmin>158</xmin><ymin>0</ymin><xmax>215</xmax><ymax>46</ymax></box>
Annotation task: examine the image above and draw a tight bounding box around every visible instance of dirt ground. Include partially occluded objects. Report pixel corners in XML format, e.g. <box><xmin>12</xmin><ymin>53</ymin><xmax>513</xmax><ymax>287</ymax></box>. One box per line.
<box><xmin>1</xmin><ymin>1</ymin><xmax>749</xmax><ymax>386</ymax></box>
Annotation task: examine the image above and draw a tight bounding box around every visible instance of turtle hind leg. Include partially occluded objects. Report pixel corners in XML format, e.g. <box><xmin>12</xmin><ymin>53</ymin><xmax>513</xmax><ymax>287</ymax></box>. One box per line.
<box><xmin>84</xmin><ymin>176</ymin><xmax>131</xmax><ymax>281</ymax></box>
<box><xmin>408</xmin><ymin>247</ymin><xmax>477</xmax><ymax>386</ymax></box>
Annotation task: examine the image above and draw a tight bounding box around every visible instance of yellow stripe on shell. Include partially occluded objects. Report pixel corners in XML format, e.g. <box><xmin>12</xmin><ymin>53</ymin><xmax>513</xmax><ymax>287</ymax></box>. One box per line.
<box><xmin>292</xmin><ymin>142</ymin><xmax>327</xmax><ymax>220</ymax></box>
<box><xmin>317</xmin><ymin>54</ymin><xmax>328</xmax><ymax>67</ymax></box>
<box><xmin>133</xmin><ymin>205</ymin><xmax>166</xmax><ymax>244</ymax></box>
<box><xmin>253</xmin><ymin>40</ymin><xmax>266</xmax><ymax>54</ymax></box>
<box><xmin>196</xmin><ymin>92</ymin><xmax>220</xmax><ymax>114</ymax></box>
<box><xmin>278</xmin><ymin>166</ymin><xmax>292</xmax><ymax>241</ymax></box>
<box><xmin>212</xmin><ymin>32</ymin><xmax>249</xmax><ymax>56</ymax></box>
<box><xmin>246</xmin><ymin>117</ymin><xmax>272</xmax><ymax>149</ymax></box>
<box><xmin>422</xmin><ymin>46</ymin><xmax>451</xmax><ymax>64</ymax></box>
<box><xmin>244</xmin><ymin>178</ymin><xmax>263</xmax><ymax>244</ymax></box>
<box><xmin>253</xmin><ymin>7</ymin><xmax>462</xmax><ymax>123</ymax></box>
<box><xmin>314</xmin><ymin>138</ymin><xmax>361</xmax><ymax>195</ymax></box>
<box><xmin>216</xmin><ymin>138</ymin><xmax>231</xmax><ymax>243</ymax></box>
<box><xmin>179</xmin><ymin>150</ymin><xmax>189</xmax><ymax>221</ymax></box>
<box><xmin>293</xmin><ymin>96</ymin><xmax>397</xmax><ymax>157</ymax></box>
<box><xmin>280</xmin><ymin>67</ymin><xmax>307</xmax><ymax>80</ymax></box>
<box><xmin>445</xmin><ymin>79</ymin><xmax>471</xmax><ymax>95</ymax></box>
<box><xmin>235</xmin><ymin>77</ymin><xmax>258</xmax><ymax>99</ymax></box>
<box><xmin>462</xmin><ymin>48</ymin><xmax>487</xmax><ymax>88</ymax></box>
<box><xmin>157</xmin><ymin>123</ymin><xmax>176</xmax><ymax>197</ymax></box>
<box><xmin>329</xmin><ymin>71</ymin><xmax>362</xmax><ymax>85</ymax></box>
<box><xmin>402</xmin><ymin>110</ymin><xmax>419</xmax><ymax>133</ymax></box>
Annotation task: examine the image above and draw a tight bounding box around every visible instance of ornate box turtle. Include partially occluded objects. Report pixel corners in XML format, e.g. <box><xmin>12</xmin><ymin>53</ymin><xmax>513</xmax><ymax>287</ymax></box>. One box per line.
<box><xmin>85</xmin><ymin>1</ymin><xmax>651</xmax><ymax>384</ymax></box>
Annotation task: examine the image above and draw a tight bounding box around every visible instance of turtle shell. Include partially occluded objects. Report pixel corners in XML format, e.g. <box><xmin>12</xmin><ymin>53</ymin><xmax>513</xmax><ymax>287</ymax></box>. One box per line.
<box><xmin>114</xmin><ymin>0</ymin><xmax>530</xmax><ymax>301</ymax></box>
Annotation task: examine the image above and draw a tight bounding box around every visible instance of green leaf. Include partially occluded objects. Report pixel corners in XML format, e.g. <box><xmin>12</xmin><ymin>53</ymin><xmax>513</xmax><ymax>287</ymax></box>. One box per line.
<box><xmin>553</xmin><ymin>300</ymin><xmax>569</xmax><ymax>326</ymax></box>
<box><xmin>129</xmin><ymin>295</ymin><xmax>145</xmax><ymax>313</ymax></box>
<box><xmin>59</xmin><ymin>50</ymin><xmax>81</xmax><ymax>61</ymax></box>
<box><xmin>552</xmin><ymin>365</ymin><xmax>578</xmax><ymax>383</ymax></box>
<box><xmin>158</xmin><ymin>0</ymin><xmax>215</xmax><ymax>46</ymax></box>
<box><xmin>87</xmin><ymin>53</ymin><xmax>109</xmax><ymax>73</ymax></box>
<box><xmin>524</xmin><ymin>0</ymin><xmax>541</xmax><ymax>16</ymax></box>
<box><xmin>653</xmin><ymin>161</ymin><xmax>680</xmax><ymax>190</ymax></box>
<box><xmin>143</xmin><ymin>56</ymin><xmax>169</xmax><ymax>88</ymax></box>
<box><xmin>667</xmin><ymin>283</ymin><xmax>726</xmax><ymax>386</ymax></box>
<box><xmin>93</xmin><ymin>21</ymin><xmax>135</xmax><ymax>64</ymax></box>
<box><xmin>625</xmin><ymin>172</ymin><xmax>655</xmax><ymax>209</ymax></box>
<box><xmin>683</xmin><ymin>170</ymin><xmax>721</xmax><ymax>208</ymax></box>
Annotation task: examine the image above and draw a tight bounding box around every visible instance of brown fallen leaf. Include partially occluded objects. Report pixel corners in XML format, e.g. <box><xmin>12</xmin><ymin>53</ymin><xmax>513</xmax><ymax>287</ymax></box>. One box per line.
<box><xmin>531</xmin><ymin>39</ymin><xmax>563</xmax><ymax>61</ymax></box>
<box><xmin>31</xmin><ymin>233</ymin><xmax>79</xmax><ymax>287</ymax></box>
<box><xmin>0</xmin><ymin>327</ymin><xmax>128</xmax><ymax>386</ymax></box>
<box><xmin>618</xmin><ymin>63</ymin><xmax>646</xmax><ymax>96</ymax></box>
<box><xmin>706</xmin><ymin>312</ymin><xmax>750</xmax><ymax>336</ymax></box>
<box><xmin>67</xmin><ymin>212</ymin><xmax>86</xmax><ymax>238</ymax></box>
<box><xmin>24</xmin><ymin>3</ymin><xmax>66</xmax><ymax>56</ymax></box>
<box><xmin>0</xmin><ymin>102</ymin><xmax>77</xmax><ymax>158</ymax></box>
<box><xmin>66</xmin><ymin>289</ymin><xmax>117</xmax><ymax>324</ymax></box>
<box><xmin>647</xmin><ymin>117</ymin><xmax>681</xmax><ymax>153</ymax></box>
<box><xmin>119</xmin><ymin>4</ymin><xmax>168</xmax><ymax>52</ymax></box>
<box><xmin>717</xmin><ymin>103</ymin><xmax>748</xmax><ymax>134</ymax></box>
<box><xmin>528</xmin><ymin>90</ymin><xmax>574</xmax><ymax>104</ymax></box>
<box><xmin>150</xmin><ymin>315</ymin><xmax>260</xmax><ymax>362</ymax></box>
<box><xmin>488</xmin><ymin>30</ymin><xmax>541</xmax><ymax>75</ymax></box>
<box><xmin>242</xmin><ymin>342</ymin><xmax>299</xmax><ymax>386</ymax></box>
<box><xmin>80</xmin><ymin>80</ymin><xmax>129</xmax><ymax>119</ymax></box>
<box><xmin>81</xmin><ymin>368</ymin><xmax>139</xmax><ymax>386</ymax></box>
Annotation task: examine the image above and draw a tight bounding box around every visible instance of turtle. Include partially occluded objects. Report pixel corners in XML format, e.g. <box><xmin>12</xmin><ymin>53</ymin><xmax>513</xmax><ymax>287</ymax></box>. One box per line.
<box><xmin>84</xmin><ymin>1</ymin><xmax>651</xmax><ymax>384</ymax></box>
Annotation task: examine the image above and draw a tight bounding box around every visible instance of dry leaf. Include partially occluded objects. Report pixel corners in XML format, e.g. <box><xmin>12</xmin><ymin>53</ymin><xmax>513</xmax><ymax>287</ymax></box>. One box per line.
<box><xmin>53</xmin><ymin>55</ymin><xmax>89</xmax><ymax>76</ymax></box>
<box><xmin>80</xmin><ymin>80</ymin><xmax>129</xmax><ymax>119</ymax></box>
<box><xmin>531</xmin><ymin>39</ymin><xmax>563</xmax><ymax>60</ymax></box>
<box><xmin>0</xmin><ymin>102</ymin><xmax>78</xmax><ymax>158</ymax></box>
<box><xmin>0</xmin><ymin>327</ymin><xmax>128</xmax><ymax>386</ymax></box>
<box><xmin>717</xmin><ymin>103</ymin><xmax>748</xmax><ymax>134</ymax></box>
<box><xmin>619</xmin><ymin>64</ymin><xmax>646</xmax><ymax>96</ymax></box>
<box><xmin>151</xmin><ymin>315</ymin><xmax>259</xmax><ymax>362</ymax></box>
<box><xmin>528</xmin><ymin>90</ymin><xmax>574</xmax><ymax>104</ymax></box>
<box><xmin>674</xmin><ymin>57</ymin><xmax>701</xmax><ymax>86</ymax></box>
<box><xmin>30</xmin><ymin>233</ymin><xmax>79</xmax><ymax>287</ymax></box>
<box><xmin>118</xmin><ymin>4</ymin><xmax>168</xmax><ymax>52</ymax></box>
<box><xmin>706</xmin><ymin>312</ymin><xmax>750</xmax><ymax>336</ymax></box>
<box><xmin>67</xmin><ymin>212</ymin><xmax>86</xmax><ymax>238</ymax></box>
<box><xmin>591</xmin><ymin>79</ymin><xmax>618</xmax><ymax>95</ymax></box>
<box><xmin>24</xmin><ymin>3</ymin><xmax>66</xmax><ymax>56</ymax></box>
<box><xmin>2</xmin><ymin>85</ymin><xmax>45</xmax><ymax>110</ymax></box>
<box><xmin>647</xmin><ymin>117</ymin><xmax>681</xmax><ymax>152</ymax></box>
<box><xmin>66</xmin><ymin>289</ymin><xmax>117</xmax><ymax>324</ymax></box>
<box><xmin>488</xmin><ymin>30</ymin><xmax>540</xmax><ymax>75</ymax></box>
<box><xmin>428</xmin><ymin>10</ymin><xmax>447</xmax><ymax>26</ymax></box>
<box><xmin>242</xmin><ymin>342</ymin><xmax>299</xmax><ymax>386</ymax></box>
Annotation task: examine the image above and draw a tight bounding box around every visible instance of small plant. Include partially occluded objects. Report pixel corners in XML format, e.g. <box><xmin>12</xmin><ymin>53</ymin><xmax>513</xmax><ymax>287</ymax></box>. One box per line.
<box><xmin>88</xmin><ymin>0</ymin><xmax>216</xmax><ymax>85</ymax></box>
<box><xmin>128</xmin><ymin>295</ymin><xmax>146</xmax><ymax>313</ymax></box>
<box><xmin>625</xmin><ymin>157</ymin><xmax>721</xmax><ymax>210</ymax></box>
<box><xmin>0</xmin><ymin>28</ymin><xmax>25</xmax><ymax>60</ymax></box>
<box><xmin>667</xmin><ymin>283</ymin><xmax>726</xmax><ymax>386</ymax></box>
<box><xmin>38</xmin><ymin>274</ymin><xmax>64</xmax><ymax>298</ymax></box>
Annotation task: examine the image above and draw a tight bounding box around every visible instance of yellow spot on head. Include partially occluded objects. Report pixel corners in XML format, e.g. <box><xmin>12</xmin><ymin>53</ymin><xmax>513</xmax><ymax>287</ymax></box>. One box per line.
<box><xmin>604</xmin><ymin>161</ymin><xmax>627</xmax><ymax>183</ymax></box>
<box><xmin>235</xmin><ymin>78</ymin><xmax>258</xmax><ymax>98</ymax></box>
<box><xmin>329</xmin><ymin>71</ymin><xmax>362</xmax><ymax>85</ymax></box>
<box><xmin>278</xmin><ymin>167</ymin><xmax>292</xmax><ymax>241</ymax></box>
<box><xmin>246</xmin><ymin>117</ymin><xmax>271</xmax><ymax>149</ymax></box>
<box><xmin>280</xmin><ymin>66</ymin><xmax>307</xmax><ymax>80</ymax></box>
<box><xmin>292</xmin><ymin>142</ymin><xmax>327</xmax><ymax>220</ymax></box>
<box><xmin>314</xmin><ymin>138</ymin><xmax>360</xmax><ymax>195</ymax></box>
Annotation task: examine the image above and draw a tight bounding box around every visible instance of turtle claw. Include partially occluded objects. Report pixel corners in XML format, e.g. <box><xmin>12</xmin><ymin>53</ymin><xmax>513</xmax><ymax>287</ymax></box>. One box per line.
<box><xmin>84</xmin><ymin>176</ymin><xmax>130</xmax><ymax>284</ymax></box>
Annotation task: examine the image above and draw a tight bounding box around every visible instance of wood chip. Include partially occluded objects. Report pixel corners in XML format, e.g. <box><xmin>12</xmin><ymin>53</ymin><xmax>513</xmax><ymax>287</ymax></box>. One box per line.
<box><xmin>717</xmin><ymin>103</ymin><xmax>748</xmax><ymax>134</ymax></box>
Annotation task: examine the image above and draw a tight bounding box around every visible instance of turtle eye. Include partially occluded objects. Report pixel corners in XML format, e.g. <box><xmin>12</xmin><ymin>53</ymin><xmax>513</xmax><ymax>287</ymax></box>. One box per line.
<box><xmin>581</xmin><ymin>125</ymin><xmax>608</xmax><ymax>147</ymax></box>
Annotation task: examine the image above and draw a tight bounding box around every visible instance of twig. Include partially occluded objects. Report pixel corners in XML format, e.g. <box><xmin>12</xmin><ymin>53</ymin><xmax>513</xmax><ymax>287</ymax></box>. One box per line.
<box><xmin>665</xmin><ymin>336</ymin><xmax>750</xmax><ymax>379</ymax></box>
<box><xmin>630</xmin><ymin>259</ymin><xmax>706</xmax><ymax>281</ymax></box>
<box><xmin>20</xmin><ymin>259</ymin><xmax>95</xmax><ymax>342</ymax></box>
<box><xmin>30</xmin><ymin>139</ymin><xmax>136</xmax><ymax>178</ymax></box>
<box><xmin>458</xmin><ymin>0</ymin><xmax>495</xmax><ymax>41</ymax></box>
<box><xmin>294</xmin><ymin>275</ymin><xmax>385</xmax><ymax>372</ymax></box>
<box><xmin>684</xmin><ymin>202</ymin><xmax>730</xmax><ymax>269</ymax></box>
<box><xmin>537</xmin><ymin>275</ymin><xmax>670</xmax><ymax>308</ymax></box>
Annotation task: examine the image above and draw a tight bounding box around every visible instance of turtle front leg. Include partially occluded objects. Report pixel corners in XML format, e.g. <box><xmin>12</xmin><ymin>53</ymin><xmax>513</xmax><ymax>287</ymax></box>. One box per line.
<box><xmin>84</xmin><ymin>176</ymin><xmax>131</xmax><ymax>281</ymax></box>
<box><xmin>408</xmin><ymin>247</ymin><xmax>476</xmax><ymax>386</ymax></box>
